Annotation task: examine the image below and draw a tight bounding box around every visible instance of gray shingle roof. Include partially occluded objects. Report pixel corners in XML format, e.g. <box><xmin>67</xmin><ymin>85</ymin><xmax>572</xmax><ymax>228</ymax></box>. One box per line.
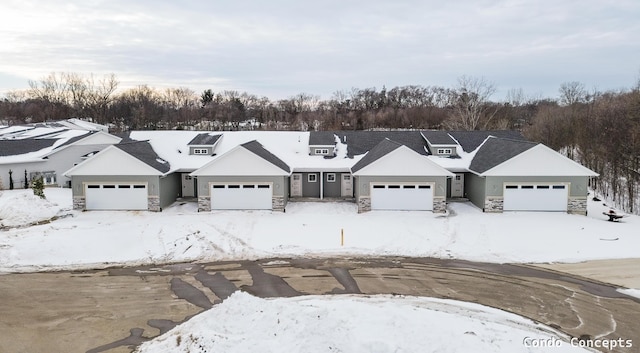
<box><xmin>115</xmin><ymin>141</ymin><xmax>171</xmax><ymax>174</ymax></box>
<box><xmin>0</xmin><ymin>139</ymin><xmax>58</xmax><ymax>157</ymax></box>
<box><xmin>52</xmin><ymin>131</ymin><xmax>93</xmax><ymax>150</ymax></box>
<box><xmin>421</xmin><ymin>130</ymin><xmax>456</xmax><ymax>145</ymax></box>
<box><xmin>241</xmin><ymin>140</ymin><xmax>291</xmax><ymax>173</ymax></box>
<box><xmin>468</xmin><ymin>137</ymin><xmax>538</xmax><ymax>174</ymax></box>
<box><xmin>309</xmin><ymin>131</ymin><xmax>336</xmax><ymax>146</ymax></box>
<box><xmin>188</xmin><ymin>133</ymin><xmax>222</xmax><ymax>146</ymax></box>
<box><xmin>313</xmin><ymin>131</ymin><xmax>426</xmax><ymax>157</ymax></box>
<box><xmin>350</xmin><ymin>138</ymin><xmax>402</xmax><ymax>173</ymax></box>
<box><xmin>449</xmin><ymin>130</ymin><xmax>526</xmax><ymax>152</ymax></box>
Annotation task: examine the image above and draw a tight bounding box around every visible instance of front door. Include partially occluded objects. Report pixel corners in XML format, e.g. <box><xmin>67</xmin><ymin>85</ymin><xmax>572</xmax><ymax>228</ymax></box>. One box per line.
<box><xmin>182</xmin><ymin>173</ymin><xmax>195</xmax><ymax>197</ymax></box>
<box><xmin>451</xmin><ymin>173</ymin><xmax>464</xmax><ymax>198</ymax></box>
<box><xmin>291</xmin><ymin>173</ymin><xmax>302</xmax><ymax>197</ymax></box>
<box><xmin>341</xmin><ymin>174</ymin><xmax>353</xmax><ymax>197</ymax></box>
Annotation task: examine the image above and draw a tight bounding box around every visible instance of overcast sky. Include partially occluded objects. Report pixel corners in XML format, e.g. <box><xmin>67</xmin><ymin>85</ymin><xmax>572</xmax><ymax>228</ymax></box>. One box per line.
<box><xmin>1</xmin><ymin>0</ymin><xmax>638</xmax><ymax>101</ymax></box>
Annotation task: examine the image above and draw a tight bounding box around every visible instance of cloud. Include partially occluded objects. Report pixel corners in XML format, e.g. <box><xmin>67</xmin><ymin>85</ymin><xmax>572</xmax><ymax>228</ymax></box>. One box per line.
<box><xmin>0</xmin><ymin>0</ymin><xmax>638</xmax><ymax>100</ymax></box>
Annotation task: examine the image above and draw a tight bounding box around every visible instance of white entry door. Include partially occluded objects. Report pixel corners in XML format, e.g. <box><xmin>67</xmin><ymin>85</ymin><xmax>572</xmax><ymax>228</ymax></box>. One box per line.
<box><xmin>503</xmin><ymin>184</ymin><xmax>568</xmax><ymax>211</ymax></box>
<box><xmin>182</xmin><ymin>174</ymin><xmax>195</xmax><ymax>197</ymax></box>
<box><xmin>211</xmin><ymin>184</ymin><xmax>272</xmax><ymax>210</ymax></box>
<box><xmin>291</xmin><ymin>173</ymin><xmax>302</xmax><ymax>197</ymax></box>
<box><xmin>341</xmin><ymin>174</ymin><xmax>353</xmax><ymax>197</ymax></box>
<box><xmin>85</xmin><ymin>183</ymin><xmax>148</xmax><ymax>210</ymax></box>
<box><xmin>370</xmin><ymin>184</ymin><xmax>433</xmax><ymax>211</ymax></box>
<box><xmin>451</xmin><ymin>173</ymin><xmax>464</xmax><ymax>198</ymax></box>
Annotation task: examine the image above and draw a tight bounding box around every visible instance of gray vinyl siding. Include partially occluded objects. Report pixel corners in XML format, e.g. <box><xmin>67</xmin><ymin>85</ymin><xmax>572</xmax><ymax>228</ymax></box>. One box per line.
<box><xmin>309</xmin><ymin>146</ymin><xmax>335</xmax><ymax>156</ymax></box>
<box><xmin>465</xmin><ymin>173</ymin><xmax>486</xmax><ymax>209</ymax></box>
<box><xmin>159</xmin><ymin>172</ymin><xmax>181</xmax><ymax>208</ymax></box>
<box><xmin>485</xmin><ymin>176</ymin><xmax>588</xmax><ymax>197</ymax></box>
<box><xmin>189</xmin><ymin>146</ymin><xmax>214</xmax><ymax>155</ymax></box>
<box><xmin>354</xmin><ymin>176</ymin><xmax>447</xmax><ymax>197</ymax></box>
<box><xmin>196</xmin><ymin>175</ymin><xmax>288</xmax><ymax>198</ymax></box>
<box><xmin>47</xmin><ymin>144</ymin><xmax>113</xmax><ymax>187</ymax></box>
<box><xmin>301</xmin><ymin>172</ymin><xmax>320</xmax><ymax>197</ymax></box>
<box><xmin>322</xmin><ymin>172</ymin><xmax>343</xmax><ymax>198</ymax></box>
<box><xmin>71</xmin><ymin>175</ymin><xmax>160</xmax><ymax>197</ymax></box>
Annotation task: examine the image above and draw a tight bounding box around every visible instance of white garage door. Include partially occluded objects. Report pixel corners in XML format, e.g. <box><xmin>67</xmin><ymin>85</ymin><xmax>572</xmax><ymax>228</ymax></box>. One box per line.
<box><xmin>503</xmin><ymin>184</ymin><xmax>568</xmax><ymax>211</ymax></box>
<box><xmin>85</xmin><ymin>184</ymin><xmax>148</xmax><ymax>210</ymax></box>
<box><xmin>370</xmin><ymin>184</ymin><xmax>433</xmax><ymax>211</ymax></box>
<box><xmin>211</xmin><ymin>184</ymin><xmax>272</xmax><ymax>210</ymax></box>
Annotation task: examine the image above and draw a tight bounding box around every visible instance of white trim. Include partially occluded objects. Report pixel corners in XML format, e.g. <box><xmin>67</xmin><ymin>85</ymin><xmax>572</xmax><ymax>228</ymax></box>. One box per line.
<box><xmin>326</xmin><ymin>173</ymin><xmax>336</xmax><ymax>182</ymax></box>
<box><xmin>308</xmin><ymin>173</ymin><xmax>317</xmax><ymax>182</ymax></box>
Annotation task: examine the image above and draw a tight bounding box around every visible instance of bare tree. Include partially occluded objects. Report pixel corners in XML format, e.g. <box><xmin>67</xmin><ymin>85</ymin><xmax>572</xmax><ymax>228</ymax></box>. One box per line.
<box><xmin>558</xmin><ymin>81</ymin><xmax>586</xmax><ymax>106</ymax></box>
<box><xmin>446</xmin><ymin>75</ymin><xmax>498</xmax><ymax>130</ymax></box>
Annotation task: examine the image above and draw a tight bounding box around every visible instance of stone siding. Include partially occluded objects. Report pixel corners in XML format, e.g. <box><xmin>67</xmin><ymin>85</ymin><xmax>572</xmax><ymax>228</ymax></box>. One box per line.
<box><xmin>73</xmin><ymin>196</ymin><xmax>86</xmax><ymax>210</ymax></box>
<box><xmin>148</xmin><ymin>196</ymin><xmax>160</xmax><ymax>212</ymax></box>
<box><xmin>484</xmin><ymin>197</ymin><xmax>504</xmax><ymax>213</ymax></box>
<box><xmin>433</xmin><ymin>197</ymin><xmax>447</xmax><ymax>213</ymax></box>
<box><xmin>568</xmin><ymin>197</ymin><xmax>588</xmax><ymax>215</ymax></box>
<box><xmin>357</xmin><ymin>196</ymin><xmax>371</xmax><ymax>213</ymax></box>
<box><xmin>198</xmin><ymin>196</ymin><xmax>211</xmax><ymax>212</ymax></box>
<box><xmin>272</xmin><ymin>197</ymin><xmax>285</xmax><ymax>212</ymax></box>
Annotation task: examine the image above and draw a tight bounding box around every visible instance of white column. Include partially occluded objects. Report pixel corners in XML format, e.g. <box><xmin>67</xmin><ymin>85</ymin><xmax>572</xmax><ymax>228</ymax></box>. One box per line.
<box><xmin>320</xmin><ymin>172</ymin><xmax>323</xmax><ymax>200</ymax></box>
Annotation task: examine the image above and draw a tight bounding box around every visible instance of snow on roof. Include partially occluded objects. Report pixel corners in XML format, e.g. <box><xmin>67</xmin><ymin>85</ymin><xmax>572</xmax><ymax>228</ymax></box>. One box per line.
<box><xmin>130</xmin><ymin>131</ymin><xmax>362</xmax><ymax>173</ymax></box>
<box><xmin>0</xmin><ymin>129</ymin><xmax>98</xmax><ymax>164</ymax></box>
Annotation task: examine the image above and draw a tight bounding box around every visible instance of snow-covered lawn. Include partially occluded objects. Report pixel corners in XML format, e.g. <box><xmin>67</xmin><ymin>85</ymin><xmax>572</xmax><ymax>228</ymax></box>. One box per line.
<box><xmin>136</xmin><ymin>292</ymin><xmax>592</xmax><ymax>353</ymax></box>
<box><xmin>0</xmin><ymin>188</ymin><xmax>638</xmax><ymax>273</ymax></box>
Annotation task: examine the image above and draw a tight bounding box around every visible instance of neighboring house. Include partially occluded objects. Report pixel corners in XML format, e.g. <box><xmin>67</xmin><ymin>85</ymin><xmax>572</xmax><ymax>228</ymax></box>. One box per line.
<box><xmin>64</xmin><ymin>129</ymin><xmax>598</xmax><ymax>215</ymax></box>
<box><xmin>0</xmin><ymin>120</ymin><xmax>121</xmax><ymax>190</ymax></box>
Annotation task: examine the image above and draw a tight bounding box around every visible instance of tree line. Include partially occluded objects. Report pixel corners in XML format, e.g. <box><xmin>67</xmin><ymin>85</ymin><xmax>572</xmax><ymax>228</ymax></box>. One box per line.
<box><xmin>1</xmin><ymin>73</ymin><xmax>639</xmax><ymax>214</ymax></box>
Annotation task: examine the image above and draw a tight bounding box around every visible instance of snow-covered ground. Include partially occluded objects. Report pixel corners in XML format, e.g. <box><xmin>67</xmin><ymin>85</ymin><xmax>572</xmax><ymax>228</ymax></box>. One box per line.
<box><xmin>2</xmin><ymin>188</ymin><xmax>635</xmax><ymax>353</ymax></box>
<box><xmin>0</xmin><ymin>188</ymin><xmax>638</xmax><ymax>273</ymax></box>
<box><xmin>136</xmin><ymin>292</ymin><xmax>593</xmax><ymax>353</ymax></box>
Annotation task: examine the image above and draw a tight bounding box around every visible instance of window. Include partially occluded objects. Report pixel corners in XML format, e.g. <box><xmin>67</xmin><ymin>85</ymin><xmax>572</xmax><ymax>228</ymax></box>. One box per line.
<box><xmin>455</xmin><ymin>175</ymin><xmax>461</xmax><ymax>181</ymax></box>
<box><xmin>133</xmin><ymin>185</ymin><xmax>146</xmax><ymax>189</ymax></box>
<box><xmin>118</xmin><ymin>185</ymin><xmax>131</xmax><ymax>189</ymax></box>
<box><xmin>437</xmin><ymin>148</ymin><xmax>452</xmax><ymax>155</ymax></box>
<box><xmin>373</xmin><ymin>185</ymin><xmax>385</xmax><ymax>189</ymax></box>
<box><xmin>326</xmin><ymin>173</ymin><xmax>336</xmax><ymax>182</ymax></box>
<box><xmin>537</xmin><ymin>185</ymin><xmax>549</xmax><ymax>189</ymax></box>
<box><xmin>552</xmin><ymin>185</ymin><xmax>566</xmax><ymax>189</ymax></box>
<box><xmin>243</xmin><ymin>185</ymin><xmax>255</xmax><ymax>188</ymax></box>
<box><xmin>87</xmin><ymin>185</ymin><xmax>100</xmax><ymax>189</ymax></box>
<box><xmin>213</xmin><ymin>185</ymin><xmax>225</xmax><ymax>189</ymax></box>
<box><xmin>521</xmin><ymin>185</ymin><xmax>534</xmax><ymax>189</ymax></box>
<box><xmin>403</xmin><ymin>185</ymin><xmax>415</xmax><ymax>189</ymax></box>
<box><xmin>418</xmin><ymin>185</ymin><xmax>431</xmax><ymax>189</ymax></box>
<box><xmin>388</xmin><ymin>185</ymin><xmax>401</xmax><ymax>189</ymax></box>
<box><xmin>314</xmin><ymin>148</ymin><xmax>329</xmax><ymax>155</ymax></box>
<box><xmin>505</xmin><ymin>185</ymin><xmax>518</xmax><ymax>189</ymax></box>
<box><xmin>103</xmin><ymin>185</ymin><xmax>116</xmax><ymax>189</ymax></box>
<box><xmin>308</xmin><ymin>174</ymin><xmax>317</xmax><ymax>182</ymax></box>
<box><xmin>228</xmin><ymin>185</ymin><xmax>240</xmax><ymax>189</ymax></box>
<box><xmin>193</xmin><ymin>148</ymin><xmax>208</xmax><ymax>155</ymax></box>
<box><xmin>257</xmin><ymin>185</ymin><xmax>270</xmax><ymax>189</ymax></box>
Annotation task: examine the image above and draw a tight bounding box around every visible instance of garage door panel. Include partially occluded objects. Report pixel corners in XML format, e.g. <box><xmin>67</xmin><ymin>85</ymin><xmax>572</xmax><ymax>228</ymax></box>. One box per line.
<box><xmin>371</xmin><ymin>184</ymin><xmax>433</xmax><ymax>211</ymax></box>
<box><xmin>503</xmin><ymin>184</ymin><xmax>567</xmax><ymax>211</ymax></box>
<box><xmin>211</xmin><ymin>184</ymin><xmax>272</xmax><ymax>210</ymax></box>
<box><xmin>85</xmin><ymin>184</ymin><xmax>148</xmax><ymax>210</ymax></box>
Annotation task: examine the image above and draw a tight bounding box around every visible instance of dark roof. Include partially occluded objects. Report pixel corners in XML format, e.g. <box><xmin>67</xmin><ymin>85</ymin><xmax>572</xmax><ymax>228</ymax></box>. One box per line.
<box><xmin>52</xmin><ymin>131</ymin><xmax>94</xmax><ymax>150</ymax></box>
<box><xmin>351</xmin><ymin>138</ymin><xmax>402</xmax><ymax>173</ymax></box>
<box><xmin>241</xmin><ymin>140</ymin><xmax>290</xmax><ymax>173</ymax></box>
<box><xmin>313</xmin><ymin>131</ymin><xmax>426</xmax><ymax>158</ymax></box>
<box><xmin>421</xmin><ymin>130</ymin><xmax>457</xmax><ymax>145</ymax></box>
<box><xmin>188</xmin><ymin>133</ymin><xmax>222</xmax><ymax>146</ymax></box>
<box><xmin>449</xmin><ymin>130</ymin><xmax>526</xmax><ymax>153</ymax></box>
<box><xmin>309</xmin><ymin>131</ymin><xmax>336</xmax><ymax>146</ymax></box>
<box><xmin>468</xmin><ymin>137</ymin><xmax>538</xmax><ymax>174</ymax></box>
<box><xmin>115</xmin><ymin>141</ymin><xmax>171</xmax><ymax>174</ymax></box>
<box><xmin>0</xmin><ymin>139</ymin><xmax>58</xmax><ymax>157</ymax></box>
